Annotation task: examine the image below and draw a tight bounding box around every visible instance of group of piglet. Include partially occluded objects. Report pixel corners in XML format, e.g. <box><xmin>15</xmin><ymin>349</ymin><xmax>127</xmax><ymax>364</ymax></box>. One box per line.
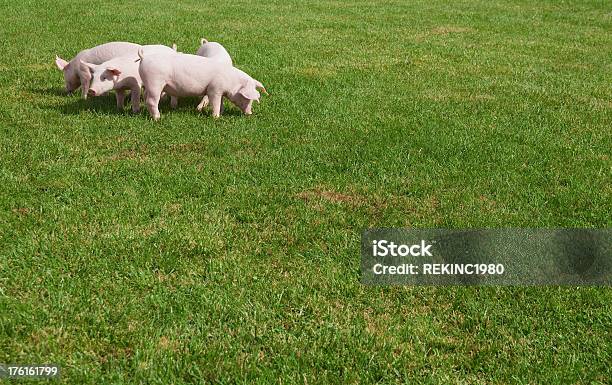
<box><xmin>55</xmin><ymin>40</ymin><xmax>266</xmax><ymax>120</ymax></box>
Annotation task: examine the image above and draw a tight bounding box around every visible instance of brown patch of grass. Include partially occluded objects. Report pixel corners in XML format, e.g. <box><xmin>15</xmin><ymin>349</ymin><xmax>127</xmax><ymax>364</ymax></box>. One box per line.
<box><xmin>364</xmin><ymin>308</ymin><xmax>391</xmax><ymax>336</ymax></box>
<box><xmin>140</xmin><ymin>226</ymin><xmax>156</xmax><ymax>238</ymax></box>
<box><xmin>12</xmin><ymin>207</ymin><xmax>31</xmax><ymax>216</ymax></box>
<box><xmin>296</xmin><ymin>187</ymin><xmax>364</xmax><ymax>206</ymax></box>
<box><xmin>478</xmin><ymin>195</ymin><xmax>498</xmax><ymax>211</ymax></box>
<box><xmin>158</xmin><ymin>336</ymin><xmax>179</xmax><ymax>351</ymax></box>
<box><xmin>127</xmin><ymin>321</ymin><xmax>139</xmax><ymax>332</ymax></box>
<box><xmin>431</xmin><ymin>26</ymin><xmax>474</xmax><ymax>35</ymax></box>
<box><xmin>165</xmin><ymin>203</ymin><xmax>183</xmax><ymax>215</ymax></box>
<box><xmin>28</xmin><ymin>327</ymin><xmax>65</xmax><ymax>345</ymax></box>
<box><xmin>97</xmin><ymin>345</ymin><xmax>134</xmax><ymax>365</ymax></box>
<box><xmin>296</xmin><ymin>187</ymin><xmax>444</xmax><ymax>225</ymax></box>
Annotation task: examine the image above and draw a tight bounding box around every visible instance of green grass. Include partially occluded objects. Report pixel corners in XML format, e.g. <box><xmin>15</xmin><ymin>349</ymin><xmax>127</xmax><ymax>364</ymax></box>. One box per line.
<box><xmin>0</xmin><ymin>0</ymin><xmax>611</xmax><ymax>383</ymax></box>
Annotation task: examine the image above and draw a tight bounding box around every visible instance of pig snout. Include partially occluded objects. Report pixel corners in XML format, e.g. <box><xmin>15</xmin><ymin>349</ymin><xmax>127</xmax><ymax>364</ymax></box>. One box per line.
<box><xmin>87</xmin><ymin>89</ymin><xmax>97</xmax><ymax>97</ymax></box>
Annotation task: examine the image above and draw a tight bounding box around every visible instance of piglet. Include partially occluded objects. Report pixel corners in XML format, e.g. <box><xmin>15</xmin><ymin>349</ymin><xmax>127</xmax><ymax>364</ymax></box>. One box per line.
<box><xmin>195</xmin><ymin>38</ymin><xmax>234</xmax><ymax>111</ymax></box>
<box><xmin>55</xmin><ymin>42</ymin><xmax>141</xmax><ymax>99</ymax></box>
<box><xmin>138</xmin><ymin>50</ymin><xmax>266</xmax><ymax>120</ymax></box>
<box><xmin>79</xmin><ymin>45</ymin><xmax>177</xmax><ymax>113</ymax></box>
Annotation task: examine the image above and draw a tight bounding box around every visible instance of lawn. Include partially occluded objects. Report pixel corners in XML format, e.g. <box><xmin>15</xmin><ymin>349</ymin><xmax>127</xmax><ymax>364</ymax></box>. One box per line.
<box><xmin>0</xmin><ymin>0</ymin><xmax>610</xmax><ymax>383</ymax></box>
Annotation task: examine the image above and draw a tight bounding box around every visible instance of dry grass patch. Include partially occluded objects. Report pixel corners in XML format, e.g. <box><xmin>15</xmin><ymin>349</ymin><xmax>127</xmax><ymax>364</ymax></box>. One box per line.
<box><xmin>431</xmin><ymin>26</ymin><xmax>474</xmax><ymax>35</ymax></box>
<box><xmin>296</xmin><ymin>187</ymin><xmax>365</xmax><ymax>206</ymax></box>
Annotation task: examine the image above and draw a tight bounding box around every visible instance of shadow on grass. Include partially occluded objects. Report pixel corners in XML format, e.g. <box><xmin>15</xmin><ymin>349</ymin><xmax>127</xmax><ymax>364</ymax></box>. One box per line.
<box><xmin>33</xmin><ymin>90</ymin><xmax>246</xmax><ymax>118</ymax></box>
<box><xmin>160</xmin><ymin>97</ymin><xmax>246</xmax><ymax>118</ymax></box>
<box><xmin>29</xmin><ymin>86</ymin><xmax>68</xmax><ymax>97</ymax></box>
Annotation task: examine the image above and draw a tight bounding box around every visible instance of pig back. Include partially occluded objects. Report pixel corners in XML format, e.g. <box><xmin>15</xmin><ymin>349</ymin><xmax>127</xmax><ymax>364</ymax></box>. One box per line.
<box><xmin>78</xmin><ymin>42</ymin><xmax>142</xmax><ymax>65</ymax></box>
<box><xmin>153</xmin><ymin>54</ymin><xmax>224</xmax><ymax>97</ymax></box>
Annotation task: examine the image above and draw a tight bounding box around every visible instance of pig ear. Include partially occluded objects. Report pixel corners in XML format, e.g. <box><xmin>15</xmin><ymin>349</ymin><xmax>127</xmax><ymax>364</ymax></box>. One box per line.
<box><xmin>79</xmin><ymin>60</ymin><xmax>96</xmax><ymax>72</ymax></box>
<box><xmin>172</xmin><ymin>43</ymin><xmax>177</xmax><ymax>51</ymax></box>
<box><xmin>200</xmin><ymin>38</ymin><xmax>208</xmax><ymax>45</ymax></box>
<box><xmin>238</xmin><ymin>85</ymin><xmax>260</xmax><ymax>100</ymax></box>
<box><xmin>55</xmin><ymin>56</ymin><xmax>69</xmax><ymax>71</ymax></box>
<box><xmin>106</xmin><ymin>67</ymin><xmax>121</xmax><ymax>76</ymax></box>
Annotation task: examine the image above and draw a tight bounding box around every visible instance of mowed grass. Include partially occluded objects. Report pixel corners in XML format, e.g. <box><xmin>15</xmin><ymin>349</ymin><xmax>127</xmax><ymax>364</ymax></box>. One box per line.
<box><xmin>0</xmin><ymin>0</ymin><xmax>610</xmax><ymax>383</ymax></box>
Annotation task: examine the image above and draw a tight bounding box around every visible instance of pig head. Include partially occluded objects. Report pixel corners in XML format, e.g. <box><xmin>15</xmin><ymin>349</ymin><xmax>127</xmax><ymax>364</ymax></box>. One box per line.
<box><xmin>54</xmin><ymin>42</ymin><xmax>141</xmax><ymax>99</ymax></box>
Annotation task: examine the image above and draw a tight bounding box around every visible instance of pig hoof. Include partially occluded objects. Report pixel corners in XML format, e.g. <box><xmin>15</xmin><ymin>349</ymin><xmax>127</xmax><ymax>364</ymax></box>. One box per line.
<box><xmin>132</xmin><ymin>108</ymin><xmax>140</xmax><ymax>113</ymax></box>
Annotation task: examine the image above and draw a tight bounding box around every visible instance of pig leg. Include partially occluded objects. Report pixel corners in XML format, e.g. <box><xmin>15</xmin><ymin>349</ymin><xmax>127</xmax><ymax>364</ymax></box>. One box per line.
<box><xmin>209</xmin><ymin>93</ymin><xmax>223</xmax><ymax>118</ymax></box>
<box><xmin>170</xmin><ymin>96</ymin><xmax>178</xmax><ymax>109</ymax></box>
<box><xmin>145</xmin><ymin>85</ymin><xmax>163</xmax><ymax>120</ymax></box>
<box><xmin>196</xmin><ymin>95</ymin><xmax>209</xmax><ymax>112</ymax></box>
<box><xmin>115</xmin><ymin>90</ymin><xmax>126</xmax><ymax>110</ymax></box>
<box><xmin>80</xmin><ymin>70</ymin><xmax>92</xmax><ymax>100</ymax></box>
<box><xmin>244</xmin><ymin>100</ymin><xmax>253</xmax><ymax>115</ymax></box>
<box><xmin>130</xmin><ymin>86</ymin><xmax>141</xmax><ymax>113</ymax></box>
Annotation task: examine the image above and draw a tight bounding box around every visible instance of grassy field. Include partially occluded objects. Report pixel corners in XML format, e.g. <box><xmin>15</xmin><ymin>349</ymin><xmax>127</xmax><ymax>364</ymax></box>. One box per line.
<box><xmin>1</xmin><ymin>0</ymin><xmax>611</xmax><ymax>383</ymax></box>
